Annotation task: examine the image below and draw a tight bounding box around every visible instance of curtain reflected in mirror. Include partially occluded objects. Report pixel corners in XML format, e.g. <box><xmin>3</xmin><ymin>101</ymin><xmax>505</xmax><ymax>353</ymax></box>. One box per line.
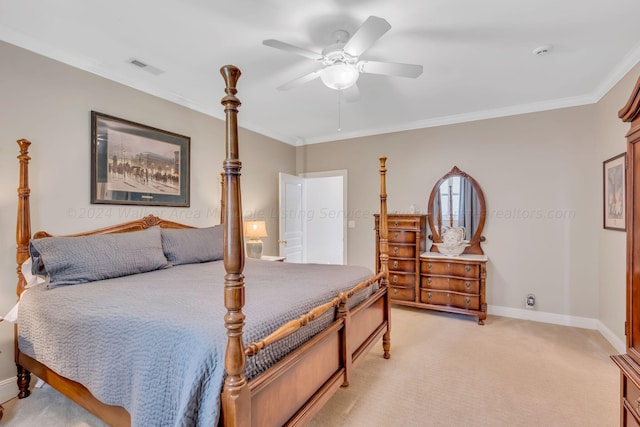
<box><xmin>432</xmin><ymin>176</ymin><xmax>481</xmax><ymax>239</ymax></box>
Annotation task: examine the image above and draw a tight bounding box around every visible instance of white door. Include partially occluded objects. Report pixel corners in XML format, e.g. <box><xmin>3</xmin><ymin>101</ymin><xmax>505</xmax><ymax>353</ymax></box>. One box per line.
<box><xmin>279</xmin><ymin>173</ymin><xmax>305</xmax><ymax>263</ymax></box>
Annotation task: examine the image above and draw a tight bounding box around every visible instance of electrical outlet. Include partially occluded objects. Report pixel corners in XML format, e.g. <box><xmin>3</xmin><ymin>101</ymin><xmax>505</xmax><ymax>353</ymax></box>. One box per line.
<box><xmin>526</xmin><ymin>294</ymin><xmax>536</xmax><ymax>308</ymax></box>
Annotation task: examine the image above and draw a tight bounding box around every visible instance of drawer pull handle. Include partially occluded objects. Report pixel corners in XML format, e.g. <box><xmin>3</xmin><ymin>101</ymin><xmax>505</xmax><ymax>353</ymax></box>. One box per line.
<box><xmin>394</xmin><ymin>221</ymin><xmax>399</xmax><ymax>227</ymax></box>
<box><xmin>427</xmin><ymin>278</ymin><xmax>432</xmax><ymax>284</ymax></box>
<box><xmin>393</xmin><ymin>275</ymin><xmax>399</xmax><ymax>283</ymax></box>
<box><xmin>427</xmin><ymin>263</ymin><xmax>432</xmax><ymax>269</ymax></box>
<box><xmin>465</xmin><ymin>297</ymin><xmax>471</xmax><ymax>306</ymax></box>
<box><xmin>466</xmin><ymin>265</ymin><xmax>471</xmax><ymax>272</ymax></box>
<box><xmin>427</xmin><ymin>292</ymin><xmax>432</xmax><ymax>299</ymax></box>
<box><xmin>393</xmin><ymin>247</ymin><xmax>399</xmax><ymax>254</ymax></box>
<box><xmin>394</xmin><ymin>232</ymin><xmax>399</xmax><ymax>239</ymax></box>
<box><xmin>393</xmin><ymin>261</ymin><xmax>399</xmax><ymax>268</ymax></box>
<box><xmin>393</xmin><ymin>288</ymin><xmax>398</xmax><ymax>296</ymax></box>
<box><xmin>465</xmin><ymin>281</ymin><xmax>471</xmax><ymax>288</ymax></box>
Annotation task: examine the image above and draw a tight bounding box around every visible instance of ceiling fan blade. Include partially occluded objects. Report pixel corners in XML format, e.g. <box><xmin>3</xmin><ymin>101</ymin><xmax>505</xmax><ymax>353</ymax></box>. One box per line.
<box><xmin>277</xmin><ymin>69</ymin><xmax>323</xmax><ymax>91</ymax></box>
<box><xmin>343</xmin><ymin>16</ymin><xmax>391</xmax><ymax>57</ymax></box>
<box><xmin>263</xmin><ymin>39</ymin><xmax>324</xmax><ymax>61</ymax></box>
<box><xmin>358</xmin><ymin>60</ymin><xmax>423</xmax><ymax>78</ymax></box>
<box><xmin>342</xmin><ymin>84</ymin><xmax>360</xmax><ymax>103</ymax></box>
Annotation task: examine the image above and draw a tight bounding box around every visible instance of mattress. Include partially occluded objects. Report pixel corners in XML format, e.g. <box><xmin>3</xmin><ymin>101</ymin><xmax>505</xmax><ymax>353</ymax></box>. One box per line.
<box><xmin>18</xmin><ymin>258</ymin><xmax>375</xmax><ymax>426</ymax></box>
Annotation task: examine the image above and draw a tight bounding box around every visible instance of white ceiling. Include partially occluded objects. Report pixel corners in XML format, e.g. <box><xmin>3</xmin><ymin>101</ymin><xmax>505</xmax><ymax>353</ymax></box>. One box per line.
<box><xmin>3</xmin><ymin>0</ymin><xmax>640</xmax><ymax>146</ymax></box>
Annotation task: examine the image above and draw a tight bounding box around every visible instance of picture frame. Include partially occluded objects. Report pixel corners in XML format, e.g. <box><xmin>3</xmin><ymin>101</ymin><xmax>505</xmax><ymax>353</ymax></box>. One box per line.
<box><xmin>603</xmin><ymin>152</ymin><xmax>626</xmax><ymax>231</ymax></box>
<box><xmin>91</xmin><ymin>111</ymin><xmax>190</xmax><ymax>207</ymax></box>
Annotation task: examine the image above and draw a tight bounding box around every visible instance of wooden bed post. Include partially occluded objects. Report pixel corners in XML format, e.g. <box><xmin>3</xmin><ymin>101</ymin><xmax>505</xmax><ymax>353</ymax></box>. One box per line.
<box><xmin>379</xmin><ymin>157</ymin><xmax>391</xmax><ymax>359</ymax></box>
<box><xmin>219</xmin><ymin>65</ymin><xmax>250</xmax><ymax>427</ymax></box>
<box><xmin>16</xmin><ymin>139</ymin><xmax>32</xmax><ymax>297</ymax></box>
<box><xmin>15</xmin><ymin>139</ymin><xmax>33</xmax><ymax>398</ymax></box>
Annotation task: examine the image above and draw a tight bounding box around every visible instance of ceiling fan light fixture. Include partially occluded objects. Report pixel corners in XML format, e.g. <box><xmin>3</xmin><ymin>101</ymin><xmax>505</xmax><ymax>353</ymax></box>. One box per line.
<box><xmin>320</xmin><ymin>63</ymin><xmax>359</xmax><ymax>90</ymax></box>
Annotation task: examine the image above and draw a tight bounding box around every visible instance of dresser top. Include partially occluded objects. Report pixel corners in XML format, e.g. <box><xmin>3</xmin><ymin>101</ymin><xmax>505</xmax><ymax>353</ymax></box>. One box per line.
<box><xmin>420</xmin><ymin>252</ymin><xmax>488</xmax><ymax>262</ymax></box>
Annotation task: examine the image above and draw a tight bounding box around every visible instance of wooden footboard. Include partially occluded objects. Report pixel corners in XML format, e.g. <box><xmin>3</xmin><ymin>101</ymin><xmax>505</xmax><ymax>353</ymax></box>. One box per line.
<box><xmin>246</xmin><ymin>286</ymin><xmax>390</xmax><ymax>427</ymax></box>
<box><xmin>242</xmin><ymin>270</ymin><xmax>388</xmax><ymax>427</ymax></box>
<box><xmin>12</xmin><ymin>65</ymin><xmax>390</xmax><ymax>427</ymax></box>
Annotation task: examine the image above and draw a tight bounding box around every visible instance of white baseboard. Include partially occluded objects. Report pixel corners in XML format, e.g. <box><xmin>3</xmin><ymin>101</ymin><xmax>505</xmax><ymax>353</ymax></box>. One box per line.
<box><xmin>0</xmin><ymin>376</ymin><xmax>17</xmax><ymax>404</ymax></box>
<box><xmin>596</xmin><ymin>320</ymin><xmax>626</xmax><ymax>354</ymax></box>
<box><xmin>488</xmin><ymin>305</ymin><xmax>624</xmax><ymax>353</ymax></box>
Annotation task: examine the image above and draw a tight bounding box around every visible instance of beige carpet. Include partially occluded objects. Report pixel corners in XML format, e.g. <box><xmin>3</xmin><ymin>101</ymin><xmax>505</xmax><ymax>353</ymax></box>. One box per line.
<box><xmin>1</xmin><ymin>307</ymin><xmax>619</xmax><ymax>426</ymax></box>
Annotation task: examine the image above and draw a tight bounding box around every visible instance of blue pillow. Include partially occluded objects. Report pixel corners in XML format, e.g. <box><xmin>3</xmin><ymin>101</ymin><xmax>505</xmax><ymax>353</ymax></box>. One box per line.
<box><xmin>30</xmin><ymin>226</ymin><xmax>170</xmax><ymax>288</ymax></box>
<box><xmin>161</xmin><ymin>225</ymin><xmax>224</xmax><ymax>265</ymax></box>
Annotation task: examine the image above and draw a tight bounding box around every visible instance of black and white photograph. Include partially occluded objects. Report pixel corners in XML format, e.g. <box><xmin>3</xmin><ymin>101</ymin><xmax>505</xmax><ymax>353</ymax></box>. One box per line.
<box><xmin>91</xmin><ymin>111</ymin><xmax>190</xmax><ymax>206</ymax></box>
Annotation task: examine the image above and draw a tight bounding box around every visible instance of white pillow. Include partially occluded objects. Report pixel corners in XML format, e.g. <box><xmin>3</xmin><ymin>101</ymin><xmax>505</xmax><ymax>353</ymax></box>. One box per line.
<box><xmin>2</xmin><ymin>302</ymin><xmax>19</xmax><ymax>324</ymax></box>
<box><xmin>1</xmin><ymin>260</ymin><xmax>46</xmax><ymax>324</ymax></box>
<box><xmin>21</xmin><ymin>257</ymin><xmax>47</xmax><ymax>289</ymax></box>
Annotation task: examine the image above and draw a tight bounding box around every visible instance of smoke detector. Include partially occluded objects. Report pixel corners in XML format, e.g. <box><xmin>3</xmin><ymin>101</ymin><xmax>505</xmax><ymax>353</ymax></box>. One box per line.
<box><xmin>532</xmin><ymin>45</ymin><xmax>552</xmax><ymax>56</ymax></box>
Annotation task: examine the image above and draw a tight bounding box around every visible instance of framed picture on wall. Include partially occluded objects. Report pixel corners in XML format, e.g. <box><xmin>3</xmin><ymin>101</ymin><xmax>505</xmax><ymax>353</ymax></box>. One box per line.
<box><xmin>91</xmin><ymin>111</ymin><xmax>190</xmax><ymax>207</ymax></box>
<box><xmin>603</xmin><ymin>152</ymin><xmax>626</xmax><ymax>231</ymax></box>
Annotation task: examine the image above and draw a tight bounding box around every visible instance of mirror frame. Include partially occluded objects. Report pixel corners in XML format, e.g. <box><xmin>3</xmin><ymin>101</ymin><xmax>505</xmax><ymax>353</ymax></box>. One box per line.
<box><xmin>427</xmin><ymin>166</ymin><xmax>487</xmax><ymax>255</ymax></box>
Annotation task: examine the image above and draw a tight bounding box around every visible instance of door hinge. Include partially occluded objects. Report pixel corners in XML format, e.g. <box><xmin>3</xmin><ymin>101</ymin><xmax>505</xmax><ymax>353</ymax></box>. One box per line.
<box><xmin>625</xmin><ymin>321</ymin><xmax>629</xmax><ymax>336</ymax></box>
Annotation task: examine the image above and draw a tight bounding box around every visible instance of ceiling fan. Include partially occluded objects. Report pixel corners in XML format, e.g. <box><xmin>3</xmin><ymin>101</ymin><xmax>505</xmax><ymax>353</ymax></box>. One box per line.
<box><xmin>263</xmin><ymin>16</ymin><xmax>423</xmax><ymax>100</ymax></box>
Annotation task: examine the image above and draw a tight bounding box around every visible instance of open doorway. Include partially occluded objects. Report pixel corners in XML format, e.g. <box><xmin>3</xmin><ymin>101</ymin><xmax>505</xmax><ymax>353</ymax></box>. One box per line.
<box><xmin>278</xmin><ymin>170</ymin><xmax>347</xmax><ymax>264</ymax></box>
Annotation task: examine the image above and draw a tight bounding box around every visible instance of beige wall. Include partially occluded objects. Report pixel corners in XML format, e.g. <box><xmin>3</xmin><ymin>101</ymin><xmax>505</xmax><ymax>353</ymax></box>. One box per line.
<box><xmin>0</xmin><ymin>41</ymin><xmax>295</xmax><ymax>398</ymax></box>
<box><xmin>297</xmin><ymin>106</ymin><xmax>602</xmax><ymax>320</ymax></box>
<box><xmin>595</xmin><ymin>63</ymin><xmax>640</xmax><ymax>345</ymax></box>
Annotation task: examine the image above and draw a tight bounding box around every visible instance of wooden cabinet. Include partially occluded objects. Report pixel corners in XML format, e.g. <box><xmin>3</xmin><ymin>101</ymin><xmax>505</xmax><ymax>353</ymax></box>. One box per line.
<box><xmin>419</xmin><ymin>253</ymin><xmax>487</xmax><ymax>325</ymax></box>
<box><xmin>374</xmin><ymin>214</ymin><xmax>426</xmax><ymax>304</ymax></box>
<box><xmin>374</xmin><ymin>214</ymin><xmax>487</xmax><ymax>324</ymax></box>
<box><xmin>613</xmin><ymin>355</ymin><xmax>640</xmax><ymax>426</ymax></box>
<box><xmin>612</xmin><ymin>75</ymin><xmax>640</xmax><ymax>426</ymax></box>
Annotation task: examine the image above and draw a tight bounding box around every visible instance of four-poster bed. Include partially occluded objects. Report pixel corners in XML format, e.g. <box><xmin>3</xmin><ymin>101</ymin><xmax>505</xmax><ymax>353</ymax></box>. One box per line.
<box><xmin>12</xmin><ymin>65</ymin><xmax>391</xmax><ymax>426</ymax></box>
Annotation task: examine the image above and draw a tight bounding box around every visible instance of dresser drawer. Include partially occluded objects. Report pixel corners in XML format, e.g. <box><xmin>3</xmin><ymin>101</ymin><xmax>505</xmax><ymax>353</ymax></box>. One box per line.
<box><xmin>420</xmin><ymin>289</ymin><xmax>480</xmax><ymax>310</ymax></box>
<box><xmin>421</xmin><ymin>276</ymin><xmax>479</xmax><ymax>293</ymax></box>
<box><xmin>421</xmin><ymin>260</ymin><xmax>479</xmax><ymax>278</ymax></box>
<box><xmin>389</xmin><ymin>272</ymin><xmax>415</xmax><ymax>287</ymax></box>
<box><xmin>390</xmin><ymin>244</ymin><xmax>416</xmax><ymax>258</ymax></box>
<box><xmin>626</xmin><ymin>379</ymin><xmax>640</xmax><ymax>423</ymax></box>
<box><xmin>389</xmin><ymin>259</ymin><xmax>415</xmax><ymax>272</ymax></box>
<box><xmin>389</xmin><ymin>230</ymin><xmax>417</xmax><ymax>244</ymax></box>
<box><xmin>390</xmin><ymin>286</ymin><xmax>415</xmax><ymax>301</ymax></box>
<box><xmin>389</xmin><ymin>217</ymin><xmax>420</xmax><ymax>230</ymax></box>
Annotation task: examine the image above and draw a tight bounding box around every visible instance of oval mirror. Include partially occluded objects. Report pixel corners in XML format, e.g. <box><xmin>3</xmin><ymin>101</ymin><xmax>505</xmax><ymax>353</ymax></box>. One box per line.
<box><xmin>427</xmin><ymin>166</ymin><xmax>486</xmax><ymax>255</ymax></box>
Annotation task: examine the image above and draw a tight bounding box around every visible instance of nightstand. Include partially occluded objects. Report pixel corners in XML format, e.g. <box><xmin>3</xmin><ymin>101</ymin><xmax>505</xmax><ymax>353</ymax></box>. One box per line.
<box><xmin>261</xmin><ymin>255</ymin><xmax>286</xmax><ymax>262</ymax></box>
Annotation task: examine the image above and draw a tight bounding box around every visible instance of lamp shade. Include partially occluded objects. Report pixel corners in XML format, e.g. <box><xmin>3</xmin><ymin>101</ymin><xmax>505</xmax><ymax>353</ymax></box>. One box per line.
<box><xmin>320</xmin><ymin>63</ymin><xmax>359</xmax><ymax>90</ymax></box>
<box><xmin>244</xmin><ymin>221</ymin><xmax>267</xmax><ymax>239</ymax></box>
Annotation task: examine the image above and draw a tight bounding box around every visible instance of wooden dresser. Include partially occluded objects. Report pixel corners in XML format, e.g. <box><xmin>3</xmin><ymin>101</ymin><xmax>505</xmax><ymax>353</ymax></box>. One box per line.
<box><xmin>374</xmin><ymin>214</ymin><xmax>426</xmax><ymax>303</ymax></box>
<box><xmin>420</xmin><ymin>253</ymin><xmax>487</xmax><ymax>324</ymax></box>
<box><xmin>612</xmin><ymin>75</ymin><xmax>640</xmax><ymax>426</ymax></box>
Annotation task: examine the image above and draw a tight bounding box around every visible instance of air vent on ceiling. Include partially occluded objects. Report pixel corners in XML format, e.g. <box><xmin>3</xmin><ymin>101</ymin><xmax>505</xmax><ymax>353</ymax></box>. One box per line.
<box><xmin>127</xmin><ymin>58</ymin><xmax>165</xmax><ymax>76</ymax></box>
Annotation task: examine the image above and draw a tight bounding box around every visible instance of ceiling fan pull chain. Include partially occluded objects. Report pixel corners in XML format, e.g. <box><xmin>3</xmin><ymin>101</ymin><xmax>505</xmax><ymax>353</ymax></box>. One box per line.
<box><xmin>338</xmin><ymin>90</ymin><xmax>342</xmax><ymax>131</ymax></box>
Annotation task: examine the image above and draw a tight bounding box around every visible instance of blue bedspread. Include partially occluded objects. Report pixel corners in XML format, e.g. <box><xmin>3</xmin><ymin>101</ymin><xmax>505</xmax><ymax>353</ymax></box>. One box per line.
<box><xmin>18</xmin><ymin>259</ymin><xmax>374</xmax><ymax>426</ymax></box>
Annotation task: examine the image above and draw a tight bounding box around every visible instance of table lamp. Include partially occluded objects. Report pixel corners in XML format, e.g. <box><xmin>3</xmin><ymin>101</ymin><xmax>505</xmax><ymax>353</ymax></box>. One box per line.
<box><xmin>244</xmin><ymin>220</ymin><xmax>267</xmax><ymax>259</ymax></box>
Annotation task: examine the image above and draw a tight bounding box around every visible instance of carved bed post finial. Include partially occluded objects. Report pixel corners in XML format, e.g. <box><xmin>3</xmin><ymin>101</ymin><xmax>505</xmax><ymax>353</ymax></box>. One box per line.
<box><xmin>219</xmin><ymin>65</ymin><xmax>250</xmax><ymax>426</ymax></box>
<box><xmin>379</xmin><ymin>157</ymin><xmax>391</xmax><ymax>359</ymax></box>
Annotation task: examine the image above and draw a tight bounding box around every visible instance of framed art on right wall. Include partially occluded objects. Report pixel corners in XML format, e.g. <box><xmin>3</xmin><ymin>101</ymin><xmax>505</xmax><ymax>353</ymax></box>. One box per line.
<box><xmin>603</xmin><ymin>152</ymin><xmax>626</xmax><ymax>231</ymax></box>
